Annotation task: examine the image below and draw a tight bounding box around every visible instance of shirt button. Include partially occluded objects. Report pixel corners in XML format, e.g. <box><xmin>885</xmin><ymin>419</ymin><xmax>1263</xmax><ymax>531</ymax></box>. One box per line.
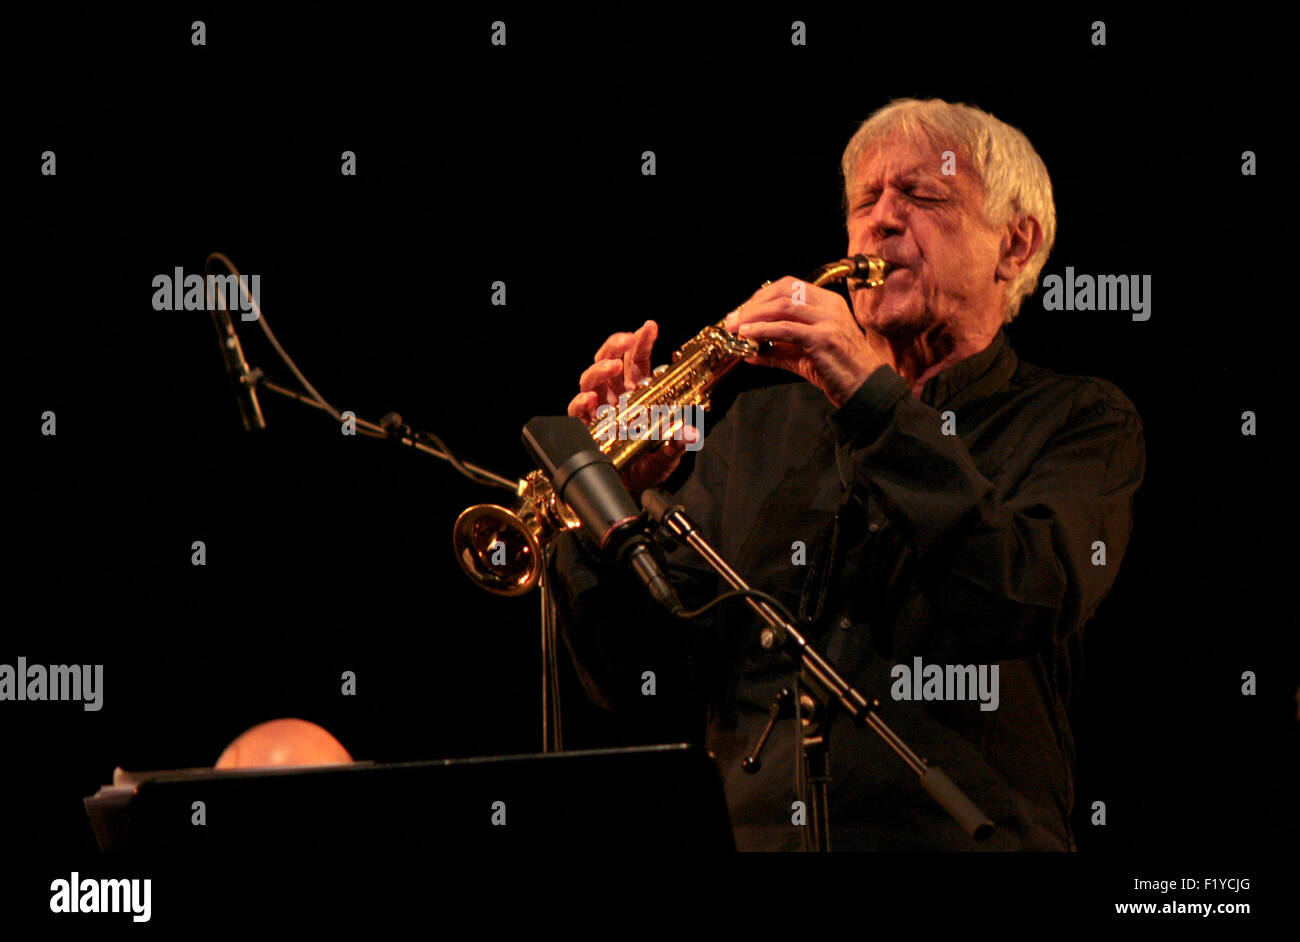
<box><xmin>839</xmin><ymin>616</ymin><xmax>853</xmax><ymax>630</ymax></box>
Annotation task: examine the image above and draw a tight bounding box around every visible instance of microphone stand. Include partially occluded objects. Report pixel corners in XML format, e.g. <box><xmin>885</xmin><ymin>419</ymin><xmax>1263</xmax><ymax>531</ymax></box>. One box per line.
<box><xmin>645</xmin><ymin>492</ymin><xmax>995</xmax><ymax>851</ymax></box>
<box><xmin>238</xmin><ymin>372</ymin><xmax>518</xmax><ymax>488</ymax></box>
<box><xmin>202</xmin><ymin>253</ymin><xmax>563</xmax><ymax>752</ymax></box>
<box><xmin>220</xmin><ymin>364</ymin><xmax>565</xmax><ymax>753</ymax></box>
<box><xmin>540</xmin><ymin>568</ymin><xmax>563</xmax><ymax>752</ymax></box>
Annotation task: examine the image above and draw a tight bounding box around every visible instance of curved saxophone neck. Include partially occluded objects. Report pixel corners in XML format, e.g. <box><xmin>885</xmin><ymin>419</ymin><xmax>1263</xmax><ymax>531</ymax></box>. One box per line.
<box><xmin>811</xmin><ymin>254</ymin><xmax>889</xmax><ymax>288</ymax></box>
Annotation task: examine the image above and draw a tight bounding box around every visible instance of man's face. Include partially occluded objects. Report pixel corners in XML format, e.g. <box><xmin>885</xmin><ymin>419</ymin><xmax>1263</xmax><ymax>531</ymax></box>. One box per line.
<box><xmin>846</xmin><ymin>135</ymin><xmax>1006</xmax><ymax>337</ymax></box>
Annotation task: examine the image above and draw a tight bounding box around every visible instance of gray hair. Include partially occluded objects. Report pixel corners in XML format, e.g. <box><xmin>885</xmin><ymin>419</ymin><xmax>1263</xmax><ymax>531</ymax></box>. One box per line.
<box><xmin>840</xmin><ymin>98</ymin><xmax>1057</xmax><ymax>323</ymax></box>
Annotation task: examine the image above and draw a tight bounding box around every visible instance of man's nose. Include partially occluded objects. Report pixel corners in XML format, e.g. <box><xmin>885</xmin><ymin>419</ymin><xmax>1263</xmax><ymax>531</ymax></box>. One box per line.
<box><xmin>865</xmin><ymin>190</ymin><xmax>906</xmax><ymax>239</ymax></box>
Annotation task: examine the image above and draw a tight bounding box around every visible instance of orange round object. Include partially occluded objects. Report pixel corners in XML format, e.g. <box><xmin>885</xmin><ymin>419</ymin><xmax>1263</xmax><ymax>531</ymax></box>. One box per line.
<box><xmin>215</xmin><ymin>718</ymin><xmax>353</xmax><ymax>770</ymax></box>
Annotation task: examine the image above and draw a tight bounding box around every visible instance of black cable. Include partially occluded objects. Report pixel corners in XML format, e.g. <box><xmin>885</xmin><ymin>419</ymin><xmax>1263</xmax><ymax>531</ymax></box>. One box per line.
<box><xmin>413</xmin><ymin>430</ymin><xmax>516</xmax><ymax>494</ymax></box>
<box><xmin>205</xmin><ymin>252</ymin><xmax>344</xmax><ymax>422</ymax></box>
<box><xmin>672</xmin><ymin>583</ymin><xmax>816</xmax><ymax>849</ymax></box>
<box><xmin>672</xmin><ymin>587</ymin><xmax>800</xmax><ymax>627</ymax></box>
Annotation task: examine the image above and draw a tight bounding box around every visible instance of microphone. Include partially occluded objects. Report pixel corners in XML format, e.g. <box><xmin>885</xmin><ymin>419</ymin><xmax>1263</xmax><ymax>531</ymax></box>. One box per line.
<box><xmin>209</xmin><ymin>298</ymin><xmax>266</xmax><ymax>431</ymax></box>
<box><xmin>522</xmin><ymin>416</ymin><xmax>683</xmax><ymax>615</ymax></box>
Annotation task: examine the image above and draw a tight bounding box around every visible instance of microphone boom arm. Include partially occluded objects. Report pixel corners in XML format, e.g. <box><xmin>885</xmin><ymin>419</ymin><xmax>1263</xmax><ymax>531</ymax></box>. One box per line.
<box><xmin>641</xmin><ymin>488</ymin><xmax>995</xmax><ymax>849</ymax></box>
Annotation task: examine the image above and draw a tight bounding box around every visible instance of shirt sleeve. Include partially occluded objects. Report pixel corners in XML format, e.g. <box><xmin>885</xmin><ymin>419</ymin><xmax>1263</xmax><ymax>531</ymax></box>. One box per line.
<box><xmin>828</xmin><ymin>364</ymin><xmax>1146</xmax><ymax>662</ymax></box>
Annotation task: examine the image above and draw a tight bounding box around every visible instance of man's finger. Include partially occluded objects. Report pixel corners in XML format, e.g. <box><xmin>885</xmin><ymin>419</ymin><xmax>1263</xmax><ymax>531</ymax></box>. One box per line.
<box><xmin>578</xmin><ymin>358</ymin><xmax>624</xmax><ymax>393</ymax></box>
<box><xmin>577</xmin><ymin>358</ymin><xmax>627</xmax><ymax>409</ymax></box>
<box><xmin>566</xmin><ymin>390</ymin><xmax>598</xmax><ymax>420</ymax></box>
<box><xmin>737</xmin><ymin>320</ymin><xmax>813</xmax><ymax>347</ymax></box>
<box><xmin>625</xmin><ymin>448</ymin><xmax>683</xmax><ymax>494</ymax></box>
<box><xmin>726</xmin><ymin>298</ymin><xmax>828</xmax><ymax>333</ymax></box>
<box><xmin>741</xmin><ymin>339</ymin><xmax>802</xmax><ymax>370</ymax></box>
<box><xmin>593</xmin><ymin>332</ymin><xmax>637</xmax><ymax>363</ymax></box>
<box><xmin>624</xmin><ymin>320</ymin><xmax>657</xmax><ymax>389</ymax></box>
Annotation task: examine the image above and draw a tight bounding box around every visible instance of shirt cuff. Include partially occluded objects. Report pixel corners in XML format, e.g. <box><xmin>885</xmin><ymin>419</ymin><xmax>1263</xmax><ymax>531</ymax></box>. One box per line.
<box><xmin>829</xmin><ymin>364</ymin><xmax>909</xmax><ymax>446</ymax></box>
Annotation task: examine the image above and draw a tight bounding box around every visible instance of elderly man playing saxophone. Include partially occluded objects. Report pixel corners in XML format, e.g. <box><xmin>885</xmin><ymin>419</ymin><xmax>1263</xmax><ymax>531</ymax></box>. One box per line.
<box><xmin>553</xmin><ymin>98</ymin><xmax>1145</xmax><ymax>851</ymax></box>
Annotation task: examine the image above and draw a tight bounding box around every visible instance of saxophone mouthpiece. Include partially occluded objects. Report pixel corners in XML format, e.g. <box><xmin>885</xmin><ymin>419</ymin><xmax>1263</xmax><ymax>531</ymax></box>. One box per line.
<box><xmin>853</xmin><ymin>254</ymin><xmax>891</xmax><ymax>274</ymax></box>
<box><xmin>848</xmin><ymin>254</ymin><xmax>891</xmax><ymax>287</ymax></box>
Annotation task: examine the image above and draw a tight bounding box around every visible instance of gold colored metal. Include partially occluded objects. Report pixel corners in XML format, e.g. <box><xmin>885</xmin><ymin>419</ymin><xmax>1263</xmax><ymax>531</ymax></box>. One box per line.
<box><xmin>452</xmin><ymin>254</ymin><xmax>890</xmax><ymax>596</ymax></box>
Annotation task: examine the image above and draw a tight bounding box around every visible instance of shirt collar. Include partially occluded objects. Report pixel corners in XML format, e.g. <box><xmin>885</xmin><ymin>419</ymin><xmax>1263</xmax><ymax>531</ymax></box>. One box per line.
<box><xmin>919</xmin><ymin>328</ymin><xmax>1017</xmax><ymax>412</ymax></box>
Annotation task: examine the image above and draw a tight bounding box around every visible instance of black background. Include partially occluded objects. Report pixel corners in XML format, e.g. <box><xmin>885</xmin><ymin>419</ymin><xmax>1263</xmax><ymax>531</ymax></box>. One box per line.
<box><xmin>7</xmin><ymin>6</ymin><xmax>1297</xmax><ymax>925</ymax></box>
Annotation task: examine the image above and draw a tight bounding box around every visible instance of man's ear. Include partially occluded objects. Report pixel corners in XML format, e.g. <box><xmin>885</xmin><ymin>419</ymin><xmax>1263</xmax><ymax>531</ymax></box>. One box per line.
<box><xmin>995</xmin><ymin>215</ymin><xmax>1043</xmax><ymax>282</ymax></box>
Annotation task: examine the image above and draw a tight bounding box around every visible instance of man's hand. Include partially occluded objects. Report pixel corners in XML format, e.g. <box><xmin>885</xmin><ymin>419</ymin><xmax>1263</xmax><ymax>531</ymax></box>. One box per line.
<box><xmin>723</xmin><ymin>277</ymin><xmax>890</xmax><ymax>408</ymax></box>
<box><xmin>567</xmin><ymin>319</ymin><xmax>699</xmax><ymax>496</ymax></box>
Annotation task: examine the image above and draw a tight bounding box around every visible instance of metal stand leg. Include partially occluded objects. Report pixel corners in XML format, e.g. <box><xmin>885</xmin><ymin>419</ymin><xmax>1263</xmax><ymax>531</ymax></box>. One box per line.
<box><xmin>540</xmin><ymin>574</ymin><xmax>563</xmax><ymax>753</ymax></box>
<box><xmin>804</xmin><ymin>729</ymin><xmax>831</xmax><ymax>852</ymax></box>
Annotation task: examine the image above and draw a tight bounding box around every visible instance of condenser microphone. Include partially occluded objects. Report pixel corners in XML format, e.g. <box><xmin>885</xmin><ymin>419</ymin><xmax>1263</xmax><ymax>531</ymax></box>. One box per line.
<box><xmin>522</xmin><ymin>416</ymin><xmax>683</xmax><ymax>615</ymax></box>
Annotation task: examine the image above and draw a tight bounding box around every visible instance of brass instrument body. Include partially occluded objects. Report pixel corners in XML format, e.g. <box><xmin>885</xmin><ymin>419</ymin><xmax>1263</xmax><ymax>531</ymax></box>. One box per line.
<box><xmin>590</xmin><ymin>323</ymin><xmax>756</xmax><ymax>467</ymax></box>
<box><xmin>452</xmin><ymin>254</ymin><xmax>889</xmax><ymax>596</ymax></box>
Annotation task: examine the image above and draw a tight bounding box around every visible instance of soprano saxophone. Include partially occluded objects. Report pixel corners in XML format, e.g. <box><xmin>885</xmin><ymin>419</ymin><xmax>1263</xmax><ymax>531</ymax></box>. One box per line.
<box><xmin>452</xmin><ymin>254</ymin><xmax>890</xmax><ymax>595</ymax></box>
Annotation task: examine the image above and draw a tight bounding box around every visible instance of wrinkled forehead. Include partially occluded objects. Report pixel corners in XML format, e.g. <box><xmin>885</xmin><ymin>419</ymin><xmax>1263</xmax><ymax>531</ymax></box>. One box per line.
<box><xmin>853</xmin><ymin>131</ymin><xmax>959</xmax><ymax>177</ymax></box>
<box><xmin>849</xmin><ymin>130</ymin><xmax>980</xmax><ymax>194</ymax></box>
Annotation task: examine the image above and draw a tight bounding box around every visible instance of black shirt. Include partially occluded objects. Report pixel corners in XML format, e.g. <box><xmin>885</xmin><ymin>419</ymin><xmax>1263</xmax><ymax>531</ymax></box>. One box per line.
<box><xmin>551</xmin><ymin>328</ymin><xmax>1146</xmax><ymax>850</ymax></box>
